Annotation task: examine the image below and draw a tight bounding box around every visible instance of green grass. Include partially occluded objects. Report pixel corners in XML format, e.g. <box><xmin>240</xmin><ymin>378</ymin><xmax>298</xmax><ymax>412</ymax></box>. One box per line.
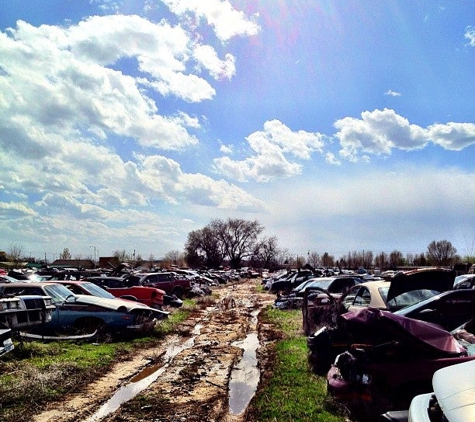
<box><xmin>248</xmin><ymin>307</ymin><xmax>347</xmax><ymax>422</ymax></box>
<box><xmin>0</xmin><ymin>304</ymin><xmax>195</xmax><ymax>422</ymax></box>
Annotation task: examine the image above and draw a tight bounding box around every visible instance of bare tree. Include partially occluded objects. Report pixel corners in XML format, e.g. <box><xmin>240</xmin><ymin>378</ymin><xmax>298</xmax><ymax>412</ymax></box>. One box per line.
<box><xmin>427</xmin><ymin>240</ymin><xmax>457</xmax><ymax>266</ymax></box>
<box><xmin>185</xmin><ymin>218</ymin><xmax>266</xmax><ymax>269</ymax></box>
<box><xmin>389</xmin><ymin>250</ymin><xmax>404</xmax><ymax>269</ymax></box>
<box><xmin>307</xmin><ymin>251</ymin><xmax>320</xmax><ymax>269</ymax></box>
<box><xmin>255</xmin><ymin>236</ymin><xmax>280</xmax><ymax>269</ymax></box>
<box><xmin>164</xmin><ymin>250</ymin><xmax>184</xmax><ymax>267</ymax></box>
<box><xmin>212</xmin><ymin>218</ymin><xmax>264</xmax><ymax>269</ymax></box>
<box><xmin>59</xmin><ymin>248</ymin><xmax>72</xmax><ymax>260</ymax></box>
<box><xmin>374</xmin><ymin>252</ymin><xmax>389</xmax><ymax>271</ymax></box>
<box><xmin>321</xmin><ymin>252</ymin><xmax>334</xmax><ymax>268</ymax></box>
<box><xmin>8</xmin><ymin>243</ymin><xmax>25</xmax><ymax>265</ymax></box>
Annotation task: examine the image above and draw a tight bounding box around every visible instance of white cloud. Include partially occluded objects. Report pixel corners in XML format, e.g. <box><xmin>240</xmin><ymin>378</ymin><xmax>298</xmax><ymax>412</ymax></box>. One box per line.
<box><xmin>465</xmin><ymin>26</ymin><xmax>475</xmax><ymax>46</ymax></box>
<box><xmin>384</xmin><ymin>90</ymin><xmax>401</xmax><ymax>97</ymax></box>
<box><xmin>193</xmin><ymin>45</ymin><xmax>236</xmax><ymax>80</ymax></box>
<box><xmin>214</xmin><ymin>120</ymin><xmax>325</xmax><ymax>182</ymax></box>
<box><xmin>161</xmin><ymin>0</ymin><xmax>261</xmax><ymax>42</ymax></box>
<box><xmin>333</xmin><ymin>109</ymin><xmax>474</xmax><ymax>162</ymax></box>
<box><xmin>0</xmin><ymin>202</ymin><xmax>37</xmax><ymax>218</ymax></box>
<box><xmin>260</xmin><ymin>165</ymin><xmax>475</xmax><ymax>257</ymax></box>
<box><xmin>426</xmin><ymin>122</ymin><xmax>475</xmax><ymax>151</ymax></box>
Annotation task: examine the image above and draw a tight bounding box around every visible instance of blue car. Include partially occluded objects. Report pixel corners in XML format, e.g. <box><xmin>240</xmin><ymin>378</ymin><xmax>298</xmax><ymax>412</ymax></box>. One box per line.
<box><xmin>0</xmin><ymin>282</ymin><xmax>168</xmax><ymax>338</ymax></box>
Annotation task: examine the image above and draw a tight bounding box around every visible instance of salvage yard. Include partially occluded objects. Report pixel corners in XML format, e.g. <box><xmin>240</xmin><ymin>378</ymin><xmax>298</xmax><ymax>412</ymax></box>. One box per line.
<box><xmin>0</xmin><ymin>278</ymin><xmax>346</xmax><ymax>422</ymax></box>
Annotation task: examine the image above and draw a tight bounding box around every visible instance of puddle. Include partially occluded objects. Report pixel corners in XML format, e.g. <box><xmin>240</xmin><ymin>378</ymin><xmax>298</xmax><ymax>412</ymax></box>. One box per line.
<box><xmin>86</xmin><ymin>324</ymin><xmax>203</xmax><ymax>422</ymax></box>
<box><xmin>228</xmin><ymin>310</ymin><xmax>261</xmax><ymax>415</ymax></box>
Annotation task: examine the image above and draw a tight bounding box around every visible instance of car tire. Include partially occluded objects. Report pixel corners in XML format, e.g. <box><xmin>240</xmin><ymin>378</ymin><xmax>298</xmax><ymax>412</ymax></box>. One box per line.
<box><xmin>172</xmin><ymin>287</ymin><xmax>184</xmax><ymax>299</ymax></box>
<box><xmin>73</xmin><ymin>317</ymin><xmax>106</xmax><ymax>336</ymax></box>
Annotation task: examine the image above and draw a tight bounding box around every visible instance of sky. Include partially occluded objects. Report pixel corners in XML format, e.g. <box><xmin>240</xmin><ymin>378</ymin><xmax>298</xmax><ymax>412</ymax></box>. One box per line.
<box><xmin>0</xmin><ymin>0</ymin><xmax>474</xmax><ymax>263</ymax></box>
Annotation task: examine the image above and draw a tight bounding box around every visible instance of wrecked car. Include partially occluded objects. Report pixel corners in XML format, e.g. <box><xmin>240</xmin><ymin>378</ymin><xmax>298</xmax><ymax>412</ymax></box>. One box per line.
<box><xmin>0</xmin><ymin>282</ymin><xmax>168</xmax><ymax>338</ymax></box>
<box><xmin>326</xmin><ymin>307</ymin><xmax>475</xmax><ymax>419</ymax></box>
<box><xmin>0</xmin><ymin>288</ymin><xmax>55</xmax><ymax>331</ymax></box>
<box><xmin>60</xmin><ymin>279</ymin><xmax>167</xmax><ymax>310</ymax></box>
<box><xmin>85</xmin><ymin>275</ymin><xmax>183</xmax><ymax>308</ymax></box>
<box><xmin>125</xmin><ymin>272</ymin><xmax>192</xmax><ymax>299</ymax></box>
<box><xmin>306</xmin><ymin>268</ymin><xmax>457</xmax><ymax>366</ymax></box>
<box><xmin>276</xmin><ymin>276</ymin><xmax>362</xmax><ymax>311</ymax></box>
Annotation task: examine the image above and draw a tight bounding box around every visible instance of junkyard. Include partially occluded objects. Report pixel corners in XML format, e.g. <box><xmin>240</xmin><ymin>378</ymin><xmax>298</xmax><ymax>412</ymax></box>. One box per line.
<box><xmin>1</xmin><ymin>263</ymin><xmax>475</xmax><ymax>422</ymax></box>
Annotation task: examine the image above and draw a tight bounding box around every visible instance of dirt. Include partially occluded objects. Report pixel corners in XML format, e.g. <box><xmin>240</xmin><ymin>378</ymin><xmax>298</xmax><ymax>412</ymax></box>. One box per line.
<box><xmin>32</xmin><ymin>279</ymin><xmax>278</xmax><ymax>422</ymax></box>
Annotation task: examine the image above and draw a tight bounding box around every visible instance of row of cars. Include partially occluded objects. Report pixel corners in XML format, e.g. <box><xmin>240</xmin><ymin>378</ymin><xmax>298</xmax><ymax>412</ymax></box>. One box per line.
<box><xmin>268</xmin><ymin>268</ymin><xmax>475</xmax><ymax>421</ymax></box>
<box><xmin>0</xmin><ymin>265</ymin><xmax>242</xmax><ymax>357</ymax></box>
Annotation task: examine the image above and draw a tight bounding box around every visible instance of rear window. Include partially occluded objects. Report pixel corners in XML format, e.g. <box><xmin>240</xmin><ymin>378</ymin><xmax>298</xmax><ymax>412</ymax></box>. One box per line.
<box><xmin>387</xmin><ymin>289</ymin><xmax>438</xmax><ymax>311</ymax></box>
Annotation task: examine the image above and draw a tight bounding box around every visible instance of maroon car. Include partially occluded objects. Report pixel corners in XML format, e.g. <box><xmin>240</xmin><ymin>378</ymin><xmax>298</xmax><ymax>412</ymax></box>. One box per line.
<box><xmin>326</xmin><ymin>307</ymin><xmax>475</xmax><ymax>419</ymax></box>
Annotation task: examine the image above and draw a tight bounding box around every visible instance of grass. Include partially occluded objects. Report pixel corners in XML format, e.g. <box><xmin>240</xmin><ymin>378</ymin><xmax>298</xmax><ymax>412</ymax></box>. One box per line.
<box><xmin>247</xmin><ymin>307</ymin><xmax>348</xmax><ymax>422</ymax></box>
<box><xmin>0</xmin><ymin>303</ymin><xmax>195</xmax><ymax>422</ymax></box>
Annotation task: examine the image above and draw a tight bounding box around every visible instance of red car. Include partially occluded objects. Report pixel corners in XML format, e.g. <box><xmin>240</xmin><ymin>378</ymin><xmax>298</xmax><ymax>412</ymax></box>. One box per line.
<box><xmin>55</xmin><ymin>280</ymin><xmax>166</xmax><ymax>310</ymax></box>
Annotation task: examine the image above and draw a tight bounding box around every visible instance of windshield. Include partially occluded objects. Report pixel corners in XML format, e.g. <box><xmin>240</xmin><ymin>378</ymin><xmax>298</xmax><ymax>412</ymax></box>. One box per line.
<box><xmin>304</xmin><ymin>279</ymin><xmax>335</xmax><ymax>290</ymax></box>
<box><xmin>80</xmin><ymin>282</ymin><xmax>116</xmax><ymax>299</ymax></box>
<box><xmin>387</xmin><ymin>289</ymin><xmax>439</xmax><ymax>311</ymax></box>
<box><xmin>43</xmin><ymin>283</ymin><xmax>77</xmax><ymax>303</ymax></box>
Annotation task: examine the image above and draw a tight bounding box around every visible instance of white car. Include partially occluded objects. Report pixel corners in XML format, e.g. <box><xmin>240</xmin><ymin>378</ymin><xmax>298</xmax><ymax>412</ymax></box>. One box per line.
<box><xmin>381</xmin><ymin>359</ymin><xmax>475</xmax><ymax>422</ymax></box>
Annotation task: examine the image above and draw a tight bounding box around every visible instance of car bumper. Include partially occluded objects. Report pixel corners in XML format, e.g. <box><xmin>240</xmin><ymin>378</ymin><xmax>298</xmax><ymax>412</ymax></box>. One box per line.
<box><xmin>0</xmin><ymin>337</ymin><xmax>14</xmax><ymax>357</ymax></box>
<box><xmin>126</xmin><ymin>319</ymin><xmax>157</xmax><ymax>332</ymax></box>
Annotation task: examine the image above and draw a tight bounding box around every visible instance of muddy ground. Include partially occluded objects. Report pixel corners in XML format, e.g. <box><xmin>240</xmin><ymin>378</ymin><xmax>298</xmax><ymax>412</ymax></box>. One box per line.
<box><xmin>33</xmin><ymin>279</ymin><xmax>280</xmax><ymax>422</ymax></box>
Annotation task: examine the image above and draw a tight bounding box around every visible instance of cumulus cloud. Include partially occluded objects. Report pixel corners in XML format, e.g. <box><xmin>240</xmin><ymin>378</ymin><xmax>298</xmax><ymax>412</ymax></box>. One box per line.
<box><xmin>214</xmin><ymin>120</ymin><xmax>325</xmax><ymax>182</ymax></box>
<box><xmin>161</xmin><ymin>0</ymin><xmax>261</xmax><ymax>42</ymax></box>
<box><xmin>334</xmin><ymin>109</ymin><xmax>475</xmax><ymax>162</ymax></box>
<box><xmin>0</xmin><ymin>11</ymin><xmax>265</xmax><ymax>240</ymax></box>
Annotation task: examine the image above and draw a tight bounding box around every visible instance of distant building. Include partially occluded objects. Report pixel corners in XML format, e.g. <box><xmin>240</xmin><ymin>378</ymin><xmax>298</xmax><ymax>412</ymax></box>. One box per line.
<box><xmin>51</xmin><ymin>259</ymin><xmax>96</xmax><ymax>269</ymax></box>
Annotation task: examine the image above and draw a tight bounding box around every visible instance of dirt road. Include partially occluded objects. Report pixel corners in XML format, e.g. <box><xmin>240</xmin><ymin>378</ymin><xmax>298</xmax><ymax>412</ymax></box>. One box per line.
<box><xmin>33</xmin><ymin>279</ymin><xmax>276</xmax><ymax>422</ymax></box>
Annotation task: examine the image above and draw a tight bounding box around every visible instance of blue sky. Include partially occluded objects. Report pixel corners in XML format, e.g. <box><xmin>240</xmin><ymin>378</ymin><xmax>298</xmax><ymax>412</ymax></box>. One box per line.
<box><xmin>0</xmin><ymin>0</ymin><xmax>474</xmax><ymax>263</ymax></box>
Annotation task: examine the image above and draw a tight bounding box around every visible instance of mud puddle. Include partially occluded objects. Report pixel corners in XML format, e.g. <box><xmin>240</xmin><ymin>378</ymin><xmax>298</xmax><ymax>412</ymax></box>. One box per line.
<box><xmin>228</xmin><ymin>309</ymin><xmax>261</xmax><ymax>416</ymax></box>
<box><xmin>31</xmin><ymin>281</ymin><xmax>276</xmax><ymax>422</ymax></box>
<box><xmin>88</xmin><ymin>324</ymin><xmax>203</xmax><ymax>422</ymax></box>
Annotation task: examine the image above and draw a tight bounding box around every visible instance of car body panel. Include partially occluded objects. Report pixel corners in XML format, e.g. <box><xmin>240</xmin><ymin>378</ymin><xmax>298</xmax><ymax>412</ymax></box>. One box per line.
<box><xmin>432</xmin><ymin>359</ymin><xmax>475</xmax><ymax>422</ymax></box>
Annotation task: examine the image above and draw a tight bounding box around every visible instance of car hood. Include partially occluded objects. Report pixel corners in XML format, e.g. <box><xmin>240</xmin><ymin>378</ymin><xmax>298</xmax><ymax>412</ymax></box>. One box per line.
<box><xmin>74</xmin><ymin>295</ymin><xmax>168</xmax><ymax>317</ymax></box>
<box><xmin>341</xmin><ymin>307</ymin><xmax>466</xmax><ymax>356</ymax></box>
<box><xmin>386</xmin><ymin>268</ymin><xmax>456</xmax><ymax>303</ymax></box>
<box><xmin>432</xmin><ymin>360</ymin><xmax>475</xmax><ymax>422</ymax></box>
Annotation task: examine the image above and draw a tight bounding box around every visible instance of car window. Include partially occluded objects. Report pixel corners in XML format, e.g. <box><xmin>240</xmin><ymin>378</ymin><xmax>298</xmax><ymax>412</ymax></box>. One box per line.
<box><xmin>353</xmin><ymin>287</ymin><xmax>371</xmax><ymax>307</ymax></box>
<box><xmin>387</xmin><ymin>289</ymin><xmax>437</xmax><ymax>311</ymax></box>
<box><xmin>43</xmin><ymin>284</ymin><xmax>76</xmax><ymax>302</ymax></box>
<box><xmin>81</xmin><ymin>282</ymin><xmax>116</xmax><ymax>299</ymax></box>
<box><xmin>341</xmin><ymin>286</ymin><xmax>360</xmax><ymax>308</ymax></box>
<box><xmin>328</xmin><ymin>278</ymin><xmax>355</xmax><ymax>294</ymax></box>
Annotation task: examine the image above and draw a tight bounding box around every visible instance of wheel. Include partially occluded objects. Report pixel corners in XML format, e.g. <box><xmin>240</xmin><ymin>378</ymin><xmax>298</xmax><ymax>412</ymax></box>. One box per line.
<box><xmin>72</xmin><ymin>317</ymin><xmax>106</xmax><ymax>336</ymax></box>
<box><xmin>172</xmin><ymin>287</ymin><xmax>184</xmax><ymax>299</ymax></box>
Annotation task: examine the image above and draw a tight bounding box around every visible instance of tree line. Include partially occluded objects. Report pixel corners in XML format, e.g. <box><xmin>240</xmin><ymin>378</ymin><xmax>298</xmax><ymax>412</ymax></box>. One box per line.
<box><xmin>2</xmin><ymin>219</ymin><xmax>473</xmax><ymax>271</ymax></box>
